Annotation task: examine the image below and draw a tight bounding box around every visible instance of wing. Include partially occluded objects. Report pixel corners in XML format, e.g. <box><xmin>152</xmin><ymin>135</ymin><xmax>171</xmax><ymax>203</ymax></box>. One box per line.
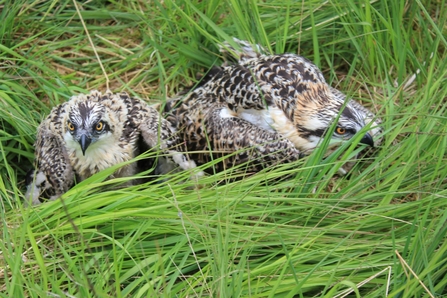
<box><xmin>198</xmin><ymin>63</ymin><xmax>269</xmax><ymax>112</ymax></box>
<box><xmin>128</xmin><ymin>95</ymin><xmax>201</xmax><ymax>178</ymax></box>
<box><xmin>176</xmin><ymin>105</ymin><xmax>302</xmax><ymax>173</ymax></box>
<box><xmin>193</xmin><ymin>52</ymin><xmax>327</xmax><ymax>118</ymax></box>
<box><xmin>25</xmin><ymin>106</ymin><xmax>75</xmax><ymax>205</ymax></box>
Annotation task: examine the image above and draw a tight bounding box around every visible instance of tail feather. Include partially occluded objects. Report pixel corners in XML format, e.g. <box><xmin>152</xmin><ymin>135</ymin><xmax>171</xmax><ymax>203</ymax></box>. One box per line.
<box><xmin>219</xmin><ymin>38</ymin><xmax>268</xmax><ymax>64</ymax></box>
<box><xmin>25</xmin><ymin>169</ymin><xmax>55</xmax><ymax>205</ymax></box>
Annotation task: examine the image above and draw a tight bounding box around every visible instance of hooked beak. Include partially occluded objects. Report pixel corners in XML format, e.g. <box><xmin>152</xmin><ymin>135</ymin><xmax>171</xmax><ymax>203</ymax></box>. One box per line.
<box><xmin>360</xmin><ymin>132</ymin><xmax>374</xmax><ymax>147</ymax></box>
<box><xmin>79</xmin><ymin>134</ymin><xmax>92</xmax><ymax>156</ymax></box>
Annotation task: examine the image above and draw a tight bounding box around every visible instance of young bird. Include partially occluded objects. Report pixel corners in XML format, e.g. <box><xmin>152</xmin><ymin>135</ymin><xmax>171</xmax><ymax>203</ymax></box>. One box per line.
<box><xmin>164</xmin><ymin>39</ymin><xmax>382</xmax><ymax>172</ymax></box>
<box><xmin>25</xmin><ymin>90</ymin><xmax>200</xmax><ymax>205</ymax></box>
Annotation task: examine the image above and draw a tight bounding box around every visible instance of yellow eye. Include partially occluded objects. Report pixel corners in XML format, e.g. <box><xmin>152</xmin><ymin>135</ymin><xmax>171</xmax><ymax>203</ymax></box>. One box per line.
<box><xmin>336</xmin><ymin>127</ymin><xmax>346</xmax><ymax>135</ymax></box>
<box><xmin>67</xmin><ymin>121</ymin><xmax>75</xmax><ymax>131</ymax></box>
<box><xmin>95</xmin><ymin>121</ymin><xmax>104</xmax><ymax>131</ymax></box>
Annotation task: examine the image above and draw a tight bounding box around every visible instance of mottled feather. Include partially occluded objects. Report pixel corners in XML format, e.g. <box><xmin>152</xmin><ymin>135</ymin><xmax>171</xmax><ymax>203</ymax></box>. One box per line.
<box><xmin>164</xmin><ymin>39</ymin><xmax>382</xmax><ymax>172</ymax></box>
<box><xmin>26</xmin><ymin>90</ymin><xmax>200</xmax><ymax>205</ymax></box>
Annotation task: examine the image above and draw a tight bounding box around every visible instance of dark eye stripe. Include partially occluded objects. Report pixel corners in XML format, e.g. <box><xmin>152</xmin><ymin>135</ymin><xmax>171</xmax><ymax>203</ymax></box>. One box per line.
<box><xmin>300</xmin><ymin>126</ymin><xmax>357</xmax><ymax>138</ymax></box>
<box><xmin>299</xmin><ymin>127</ymin><xmax>326</xmax><ymax>138</ymax></box>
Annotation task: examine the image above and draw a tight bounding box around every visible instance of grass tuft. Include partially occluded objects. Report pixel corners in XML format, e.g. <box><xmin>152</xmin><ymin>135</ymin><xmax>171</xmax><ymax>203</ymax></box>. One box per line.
<box><xmin>1</xmin><ymin>0</ymin><xmax>446</xmax><ymax>297</ymax></box>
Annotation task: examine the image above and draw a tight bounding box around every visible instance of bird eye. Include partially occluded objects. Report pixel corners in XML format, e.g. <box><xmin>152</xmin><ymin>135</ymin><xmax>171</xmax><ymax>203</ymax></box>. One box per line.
<box><xmin>95</xmin><ymin>121</ymin><xmax>104</xmax><ymax>131</ymax></box>
<box><xmin>67</xmin><ymin>121</ymin><xmax>75</xmax><ymax>131</ymax></box>
<box><xmin>336</xmin><ymin>127</ymin><xmax>346</xmax><ymax>135</ymax></box>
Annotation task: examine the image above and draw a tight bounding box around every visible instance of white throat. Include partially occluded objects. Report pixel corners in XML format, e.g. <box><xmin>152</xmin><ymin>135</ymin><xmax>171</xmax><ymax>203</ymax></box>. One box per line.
<box><xmin>63</xmin><ymin>131</ymin><xmax>133</xmax><ymax>179</ymax></box>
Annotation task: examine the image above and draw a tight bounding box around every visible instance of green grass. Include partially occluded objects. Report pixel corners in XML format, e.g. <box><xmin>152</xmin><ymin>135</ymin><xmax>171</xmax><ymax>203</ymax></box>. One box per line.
<box><xmin>1</xmin><ymin>0</ymin><xmax>446</xmax><ymax>297</ymax></box>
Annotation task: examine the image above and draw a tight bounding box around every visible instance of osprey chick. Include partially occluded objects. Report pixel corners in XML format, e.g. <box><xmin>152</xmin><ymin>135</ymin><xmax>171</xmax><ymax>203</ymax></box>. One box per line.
<box><xmin>164</xmin><ymin>39</ymin><xmax>382</xmax><ymax>172</ymax></box>
<box><xmin>26</xmin><ymin>90</ymin><xmax>200</xmax><ymax>205</ymax></box>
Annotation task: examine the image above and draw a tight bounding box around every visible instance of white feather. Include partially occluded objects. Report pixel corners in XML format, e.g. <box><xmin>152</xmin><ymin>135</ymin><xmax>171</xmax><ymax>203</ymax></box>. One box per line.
<box><xmin>219</xmin><ymin>107</ymin><xmax>236</xmax><ymax>118</ymax></box>
<box><xmin>237</xmin><ymin>108</ymin><xmax>275</xmax><ymax>132</ymax></box>
<box><xmin>25</xmin><ymin>171</ymin><xmax>47</xmax><ymax>205</ymax></box>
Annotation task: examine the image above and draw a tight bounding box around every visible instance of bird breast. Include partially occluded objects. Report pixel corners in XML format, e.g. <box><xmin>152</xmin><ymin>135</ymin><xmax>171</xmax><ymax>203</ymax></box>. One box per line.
<box><xmin>63</xmin><ymin>131</ymin><xmax>134</xmax><ymax>179</ymax></box>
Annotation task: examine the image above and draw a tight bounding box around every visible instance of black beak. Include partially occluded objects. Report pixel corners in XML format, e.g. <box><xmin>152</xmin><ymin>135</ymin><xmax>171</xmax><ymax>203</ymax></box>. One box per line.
<box><xmin>79</xmin><ymin>134</ymin><xmax>92</xmax><ymax>156</ymax></box>
<box><xmin>360</xmin><ymin>132</ymin><xmax>374</xmax><ymax>147</ymax></box>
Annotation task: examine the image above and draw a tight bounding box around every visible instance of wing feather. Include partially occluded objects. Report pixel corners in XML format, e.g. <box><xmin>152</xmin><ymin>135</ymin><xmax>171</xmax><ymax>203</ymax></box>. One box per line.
<box><xmin>25</xmin><ymin>105</ymin><xmax>75</xmax><ymax>205</ymax></box>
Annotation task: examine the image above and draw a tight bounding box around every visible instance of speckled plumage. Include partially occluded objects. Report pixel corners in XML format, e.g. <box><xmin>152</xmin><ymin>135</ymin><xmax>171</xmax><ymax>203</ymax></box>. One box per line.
<box><xmin>25</xmin><ymin>90</ymin><xmax>200</xmax><ymax>205</ymax></box>
<box><xmin>164</xmin><ymin>39</ymin><xmax>382</xmax><ymax>172</ymax></box>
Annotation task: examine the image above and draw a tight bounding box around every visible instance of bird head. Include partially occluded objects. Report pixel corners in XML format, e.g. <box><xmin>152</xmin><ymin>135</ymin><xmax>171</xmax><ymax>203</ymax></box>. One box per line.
<box><xmin>292</xmin><ymin>84</ymin><xmax>381</xmax><ymax>152</ymax></box>
<box><xmin>65</xmin><ymin>101</ymin><xmax>111</xmax><ymax>156</ymax></box>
